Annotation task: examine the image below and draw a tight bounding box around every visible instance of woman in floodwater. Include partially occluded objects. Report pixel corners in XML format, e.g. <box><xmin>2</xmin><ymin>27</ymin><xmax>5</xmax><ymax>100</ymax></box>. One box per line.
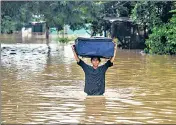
<box><xmin>71</xmin><ymin>42</ymin><xmax>117</xmax><ymax>96</ymax></box>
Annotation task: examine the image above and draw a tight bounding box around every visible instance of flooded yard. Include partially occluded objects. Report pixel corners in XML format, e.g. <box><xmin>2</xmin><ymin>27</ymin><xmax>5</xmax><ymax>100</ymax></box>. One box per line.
<box><xmin>1</xmin><ymin>35</ymin><xmax>176</xmax><ymax>124</ymax></box>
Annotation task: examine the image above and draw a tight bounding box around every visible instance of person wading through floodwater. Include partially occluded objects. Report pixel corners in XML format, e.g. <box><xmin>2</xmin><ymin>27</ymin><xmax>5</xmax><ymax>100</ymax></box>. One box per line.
<box><xmin>71</xmin><ymin>41</ymin><xmax>117</xmax><ymax>96</ymax></box>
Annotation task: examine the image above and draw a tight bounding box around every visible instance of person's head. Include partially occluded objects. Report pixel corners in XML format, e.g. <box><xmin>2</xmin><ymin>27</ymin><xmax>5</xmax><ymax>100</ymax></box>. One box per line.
<box><xmin>91</xmin><ymin>56</ymin><xmax>101</xmax><ymax>67</ymax></box>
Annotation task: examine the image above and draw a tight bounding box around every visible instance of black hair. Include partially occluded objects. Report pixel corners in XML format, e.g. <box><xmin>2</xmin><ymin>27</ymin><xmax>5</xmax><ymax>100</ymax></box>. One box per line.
<box><xmin>91</xmin><ymin>56</ymin><xmax>101</xmax><ymax>62</ymax></box>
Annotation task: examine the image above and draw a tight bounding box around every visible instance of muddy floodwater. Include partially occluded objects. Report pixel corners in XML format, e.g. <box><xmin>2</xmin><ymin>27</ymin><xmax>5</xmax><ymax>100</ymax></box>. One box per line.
<box><xmin>1</xmin><ymin>36</ymin><xmax>176</xmax><ymax>124</ymax></box>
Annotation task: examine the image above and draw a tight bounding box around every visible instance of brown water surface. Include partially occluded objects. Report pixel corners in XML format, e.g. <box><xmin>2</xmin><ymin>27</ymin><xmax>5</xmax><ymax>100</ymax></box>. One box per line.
<box><xmin>1</xmin><ymin>36</ymin><xmax>176</xmax><ymax>124</ymax></box>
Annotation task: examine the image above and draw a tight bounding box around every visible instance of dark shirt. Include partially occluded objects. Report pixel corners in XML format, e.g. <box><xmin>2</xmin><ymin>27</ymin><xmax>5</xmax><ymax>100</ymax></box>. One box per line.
<box><xmin>77</xmin><ymin>59</ymin><xmax>113</xmax><ymax>95</ymax></box>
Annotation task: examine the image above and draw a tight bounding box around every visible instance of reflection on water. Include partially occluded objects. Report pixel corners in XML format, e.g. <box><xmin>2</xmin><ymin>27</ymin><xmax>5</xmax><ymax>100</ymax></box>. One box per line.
<box><xmin>0</xmin><ymin>34</ymin><xmax>58</xmax><ymax>44</ymax></box>
<box><xmin>1</xmin><ymin>41</ymin><xmax>176</xmax><ymax>124</ymax></box>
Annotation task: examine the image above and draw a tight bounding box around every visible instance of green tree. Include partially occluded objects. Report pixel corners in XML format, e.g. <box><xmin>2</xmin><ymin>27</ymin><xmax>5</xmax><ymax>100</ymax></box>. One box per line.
<box><xmin>145</xmin><ymin>9</ymin><xmax>176</xmax><ymax>55</ymax></box>
<box><xmin>1</xmin><ymin>1</ymin><xmax>136</xmax><ymax>35</ymax></box>
<box><xmin>131</xmin><ymin>1</ymin><xmax>176</xmax><ymax>55</ymax></box>
<box><xmin>131</xmin><ymin>1</ymin><xmax>174</xmax><ymax>29</ymax></box>
<box><xmin>1</xmin><ymin>1</ymin><xmax>38</xmax><ymax>33</ymax></box>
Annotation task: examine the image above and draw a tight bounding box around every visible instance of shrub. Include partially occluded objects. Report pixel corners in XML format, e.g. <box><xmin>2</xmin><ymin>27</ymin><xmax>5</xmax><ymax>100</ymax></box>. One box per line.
<box><xmin>145</xmin><ymin>11</ymin><xmax>176</xmax><ymax>55</ymax></box>
<box><xmin>58</xmin><ymin>37</ymin><xmax>70</xmax><ymax>43</ymax></box>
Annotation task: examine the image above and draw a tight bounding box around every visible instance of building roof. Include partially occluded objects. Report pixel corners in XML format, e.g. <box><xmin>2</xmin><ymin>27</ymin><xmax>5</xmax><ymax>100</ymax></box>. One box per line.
<box><xmin>30</xmin><ymin>21</ymin><xmax>46</xmax><ymax>25</ymax></box>
<box><xmin>103</xmin><ymin>17</ymin><xmax>133</xmax><ymax>23</ymax></box>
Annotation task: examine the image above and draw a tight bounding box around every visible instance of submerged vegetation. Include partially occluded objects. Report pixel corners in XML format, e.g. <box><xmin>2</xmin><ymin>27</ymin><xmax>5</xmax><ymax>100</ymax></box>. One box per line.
<box><xmin>56</xmin><ymin>37</ymin><xmax>76</xmax><ymax>43</ymax></box>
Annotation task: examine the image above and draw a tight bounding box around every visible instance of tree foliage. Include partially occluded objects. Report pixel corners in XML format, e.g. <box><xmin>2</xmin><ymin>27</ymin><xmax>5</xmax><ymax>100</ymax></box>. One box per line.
<box><xmin>1</xmin><ymin>1</ymin><xmax>135</xmax><ymax>35</ymax></box>
<box><xmin>132</xmin><ymin>1</ymin><xmax>176</xmax><ymax>54</ymax></box>
<box><xmin>131</xmin><ymin>1</ymin><xmax>174</xmax><ymax>29</ymax></box>
<box><xmin>145</xmin><ymin>9</ymin><xmax>176</xmax><ymax>55</ymax></box>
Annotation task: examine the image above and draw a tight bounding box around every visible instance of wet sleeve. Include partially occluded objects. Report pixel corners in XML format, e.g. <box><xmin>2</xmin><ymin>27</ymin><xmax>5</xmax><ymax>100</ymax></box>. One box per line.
<box><xmin>77</xmin><ymin>59</ymin><xmax>88</xmax><ymax>71</ymax></box>
<box><xmin>102</xmin><ymin>60</ymin><xmax>113</xmax><ymax>71</ymax></box>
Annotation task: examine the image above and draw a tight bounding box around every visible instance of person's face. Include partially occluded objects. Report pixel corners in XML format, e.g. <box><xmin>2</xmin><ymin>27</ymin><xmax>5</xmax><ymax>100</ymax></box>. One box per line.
<box><xmin>91</xmin><ymin>58</ymin><xmax>100</xmax><ymax>67</ymax></box>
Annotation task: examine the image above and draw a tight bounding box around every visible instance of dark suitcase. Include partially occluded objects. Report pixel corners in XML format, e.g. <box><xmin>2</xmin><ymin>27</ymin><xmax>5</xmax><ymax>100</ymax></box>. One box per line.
<box><xmin>75</xmin><ymin>37</ymin><xmax>115</xmax><ymax>58</ymax></box>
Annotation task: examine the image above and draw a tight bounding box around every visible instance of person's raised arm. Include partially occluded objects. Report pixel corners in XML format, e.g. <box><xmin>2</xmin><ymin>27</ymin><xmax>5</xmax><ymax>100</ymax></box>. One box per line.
<box><xmin>72</xmin><ymin>45</ymin><xmax>80</xmax><ymax>62</ymax></box>
<box><xmin>110</xmin><ymin>41</ymin><xmax>117</xmax><ymax>63</ymax></box>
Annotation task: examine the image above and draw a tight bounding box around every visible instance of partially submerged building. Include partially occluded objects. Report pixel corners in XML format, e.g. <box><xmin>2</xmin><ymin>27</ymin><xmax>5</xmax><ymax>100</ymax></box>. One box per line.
<box><xmin>22</xmin><ymin>21</ymin><xmax>47</xmax><ymax>39</ymax></box>
<box><xmin>104</xmin><ymin>17</ymin><xmax>147</xmax><ymax>49</ymax></box>
<box><xmin>28</xmin><ymin>21</ymin><xmax>46</xmax><ymax>35</ymax></box>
